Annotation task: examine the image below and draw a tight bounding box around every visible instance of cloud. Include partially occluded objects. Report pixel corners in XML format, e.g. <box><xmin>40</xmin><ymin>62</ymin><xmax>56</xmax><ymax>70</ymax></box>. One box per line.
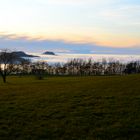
<box><xmin>36</xmin><ymin>0</ymin><xmax>114</xmax><ymax>6</ymax></box>
<box><xmin>38</xmin><ymin>0</ymin><xmax>91</xmax><ymax>5</ymax></box>
<box><xmin>101</xmin><ymin>5</ymin><xmax>140</xmax><ymax>26</ymax></box>
<box><xmin>0</xmin><ymin>0</ymin><xmax>140</xmax><ymax>48</ymax></box>
<box><xmin>0</xmin><ymin>34</ymin><xmax>140</xmax><ymax>55</ymax></box>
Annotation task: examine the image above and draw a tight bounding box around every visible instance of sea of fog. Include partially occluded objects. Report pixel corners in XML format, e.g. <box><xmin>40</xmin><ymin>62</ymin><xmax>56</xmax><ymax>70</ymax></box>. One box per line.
<box><xmin>29</xmin><ymin>53</ymin><xmax>140</xmax><ymax>64</ymax></box>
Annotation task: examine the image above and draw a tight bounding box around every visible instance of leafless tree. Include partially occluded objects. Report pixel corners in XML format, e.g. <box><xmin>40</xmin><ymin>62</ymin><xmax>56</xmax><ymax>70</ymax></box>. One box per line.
<box><xmin>32</xmin><ymin>61</ymin><xmax>48</xmax><ymax>80</ymax></box>
<box><xmin>0</xmin><ymin>49</ymin><xmax>21</xmax><ymax>83</ymax></box>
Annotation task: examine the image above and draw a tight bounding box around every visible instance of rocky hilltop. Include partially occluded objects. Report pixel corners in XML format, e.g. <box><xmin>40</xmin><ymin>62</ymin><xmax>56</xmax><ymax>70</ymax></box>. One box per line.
<box><xmin>12</xmin><ymin>51</ymin><xmax>39</xmax><ymax>57</ymax></box>
<box><xmin>43</xmin><ymin>51</ymin><xmax>55</xmax><ymax>55</ymax></box>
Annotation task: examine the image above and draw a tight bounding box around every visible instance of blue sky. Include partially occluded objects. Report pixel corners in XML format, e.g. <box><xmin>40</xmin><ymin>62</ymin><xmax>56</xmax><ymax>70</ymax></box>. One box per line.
<box><xmin>0</xmin><ymin>0</ymin><xmax>140</xmax><ymax>54</ymax></box>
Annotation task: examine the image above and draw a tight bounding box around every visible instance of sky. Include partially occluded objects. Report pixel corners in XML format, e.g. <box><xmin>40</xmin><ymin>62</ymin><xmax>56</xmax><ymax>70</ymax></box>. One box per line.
<box><xmin>0</xmin><ymin>0</ymin><xmax>140</xmax><ymax>54</ymax></box>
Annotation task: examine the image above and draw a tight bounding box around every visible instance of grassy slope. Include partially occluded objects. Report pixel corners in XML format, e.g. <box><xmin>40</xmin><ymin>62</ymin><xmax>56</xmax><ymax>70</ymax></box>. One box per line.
<box><xmin>0</xmin><ymin>75</ymin><xmax>140</xmax><ymax>140</ymax></box>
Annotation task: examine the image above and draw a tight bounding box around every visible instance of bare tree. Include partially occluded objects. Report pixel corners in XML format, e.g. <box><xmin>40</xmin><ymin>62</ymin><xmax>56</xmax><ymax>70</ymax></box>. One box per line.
<box><xmin>32</xmin><ymin>61</ymin><xmax>47</xmax><ymax>80</ymax></box>
<box><xmin>0</xmin><ymin>49</ymin><xmax>21</xmax><ymax>83</ymax></box>
<box><xmin>19</xmin><ymin>59</ymin><xmax>31</xmax><ymax>75</ymax></box>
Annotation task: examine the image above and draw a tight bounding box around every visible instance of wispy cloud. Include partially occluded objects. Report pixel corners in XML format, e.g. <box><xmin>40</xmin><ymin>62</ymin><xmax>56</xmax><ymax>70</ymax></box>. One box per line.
<box><xmin>101</xmin><ymin>5</ymin><xmax>140</xmax><ymax>26</ymax></box>
<box><xmin>0</xmin><ymin>34</ymin><xmax>140</xmax><ymax>55</ymax></box>
<box><xmin>0</xmin><ymin>0</ymin><xmax>140</xmax><ymax>47</ymax></box>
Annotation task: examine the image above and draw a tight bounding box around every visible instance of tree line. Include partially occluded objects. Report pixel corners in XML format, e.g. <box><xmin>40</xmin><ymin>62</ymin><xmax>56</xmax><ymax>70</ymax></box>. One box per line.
<box><xmin>0</xmin><ymin>49</ymin><xmax>140</xmax><ymax>83</ymax></box>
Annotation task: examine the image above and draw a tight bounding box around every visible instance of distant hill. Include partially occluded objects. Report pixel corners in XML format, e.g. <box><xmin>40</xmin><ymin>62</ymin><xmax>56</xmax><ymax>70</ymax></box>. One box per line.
<box><xmin>12</xmin><ymin>51</ymin><xmax>39</xmax><ymax>58</ymax></box>
<box><xmin>43</xmin><ymin>51</ymin><xmax>55</xmax><ymax>55</ymax></box>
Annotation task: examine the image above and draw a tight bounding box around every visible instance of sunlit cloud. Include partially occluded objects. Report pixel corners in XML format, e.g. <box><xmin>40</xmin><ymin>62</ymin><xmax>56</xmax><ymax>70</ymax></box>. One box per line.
<box><xmin>101</xmin><ymin>5</ymin><xmax>140</xmax><ymax>25</ymax></box>
<box><xmin>0</xmin><ymin>32</ymin><xmax>139</xmax><ymax>48</ymax></box>
<box><xmin>0</xmin><ymin>0</ymin><xmax>140</xmax><ymax>49</ymax></box>
<box><xmin>0</xmin><ymin>34</ymin><xmax>140</xmax><ymax>55</ymax></box>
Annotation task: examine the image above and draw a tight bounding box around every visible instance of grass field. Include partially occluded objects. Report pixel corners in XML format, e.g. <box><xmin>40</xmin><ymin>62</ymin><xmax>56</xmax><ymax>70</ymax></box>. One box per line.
<box><xmin>0</xmin><ymin>75</ymin><xmax>140</xmax><ymax>140</ymax></box>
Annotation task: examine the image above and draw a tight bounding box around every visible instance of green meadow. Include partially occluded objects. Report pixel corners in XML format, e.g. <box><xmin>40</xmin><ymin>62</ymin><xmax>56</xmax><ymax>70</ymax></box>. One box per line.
<box><xmin>0</xmin><ymin>75</ymin><xmax>140</xmax><ymax>140</ymax></box>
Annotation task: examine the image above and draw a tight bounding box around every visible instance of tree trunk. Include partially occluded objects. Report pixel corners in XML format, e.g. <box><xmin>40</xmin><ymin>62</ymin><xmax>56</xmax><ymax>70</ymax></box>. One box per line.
<box><xmin>2</xmin><ymin>75</ymin><xmax>6</xmax><ymax>83</ymax></box>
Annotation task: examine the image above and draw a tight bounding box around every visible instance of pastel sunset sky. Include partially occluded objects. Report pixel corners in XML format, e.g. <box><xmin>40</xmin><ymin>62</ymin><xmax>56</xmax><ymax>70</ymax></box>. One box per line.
<box><xmin>0</xmin><ymin>0</ymin><xmax>140</xmax><ymax>54</ymax></box>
